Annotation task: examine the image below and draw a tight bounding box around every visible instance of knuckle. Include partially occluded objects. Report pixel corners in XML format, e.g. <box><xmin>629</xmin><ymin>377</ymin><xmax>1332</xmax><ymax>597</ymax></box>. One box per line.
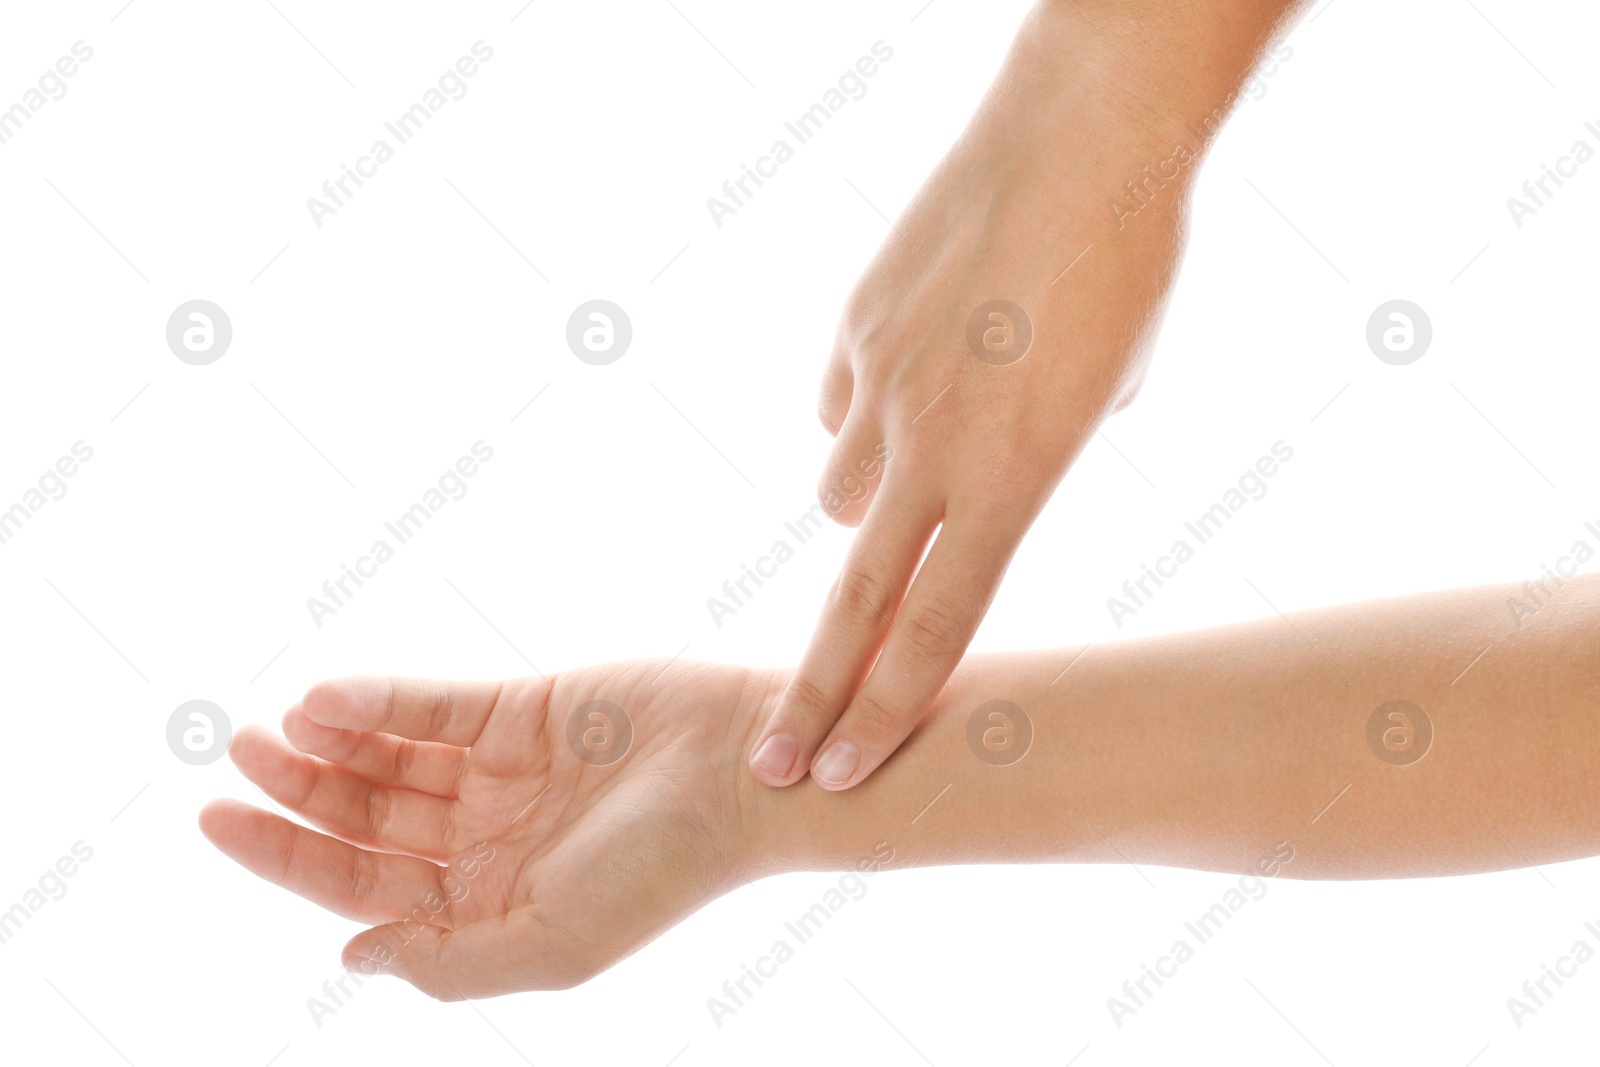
<box><xmin>442</xmin><ymin>802</ymin><xmax>459</xmax><ymax>855</ymax></box>
<box><xmin>349</xmin><ymin>850</ymin><xmax>380</xmax><ymax>911</ymax></box>
<box><xmin>424</xmin><ymin>685</ymin><xmax>456</xmax><ymax>739</ymax></box>
<box><xmin>363</xmin><ymin>782</ymin><xmax>390</xmax><ymax>842</ymax></box>
<box><xmin>390</xmin><ymin>738</ymin><xmax>418</xmax><ymax>782</ymax></box>
<box><xmin>290</xmin><ymin>761</ymin><xmax>321</xmax><ymax>809</ymax></box>
<box><xmin>816</xmin><ymin>472</ymin><xmax>865</xmax><ymax>523</ymax></box>
<box><xmin>781</xmin><ymin>674</ymin><xmax>836</xmax><ymax>721</ymax></box>
<box><xmin>831</xmin><ymin>565</ymin><xmax>897</xmax><ymax>623</ymax></box>
<box><xmin>381</xmin><ymin>678</ymin><xmax>399</xmax><ymax>731</ymax></box>
<box><xmin>848</xmin><ymin>692</ymin><xmax>908</xmax><ymax>737</ymax></box>
<box><xmin>900</xmin><ymin>595</ymin><xmax>971</xmax><ymax>660</ymax></box>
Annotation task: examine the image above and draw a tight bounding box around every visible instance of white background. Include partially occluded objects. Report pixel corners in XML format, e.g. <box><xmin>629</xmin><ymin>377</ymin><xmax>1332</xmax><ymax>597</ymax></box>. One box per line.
<box><xmin>1</xmin><ymin>0</ymin><xmax>1597</xmax><ymax>1063</ymax></box>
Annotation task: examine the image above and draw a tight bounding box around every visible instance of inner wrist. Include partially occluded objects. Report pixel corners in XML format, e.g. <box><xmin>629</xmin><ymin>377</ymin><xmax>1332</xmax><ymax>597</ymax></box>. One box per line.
<box><xmin>730</xmin><ymin>668</ymin><xmax>889</xmax><ymax>876</ymax></box>
<box><xmin>727</xmin><ymin>668</ymin><xmax>811</xmax><ymax>875</ymax></box>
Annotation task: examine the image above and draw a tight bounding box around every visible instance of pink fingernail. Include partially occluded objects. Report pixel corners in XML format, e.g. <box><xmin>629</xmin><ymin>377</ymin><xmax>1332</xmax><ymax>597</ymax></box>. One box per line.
<box><xmin>811</xmin><ymin>741</ymin><xmax>860</xmax><ymax>787</ymax></box>
<box><xmin>750</xmin><ymin>734</ymin><xmax>799</xmax><ymax>779</ymax></box>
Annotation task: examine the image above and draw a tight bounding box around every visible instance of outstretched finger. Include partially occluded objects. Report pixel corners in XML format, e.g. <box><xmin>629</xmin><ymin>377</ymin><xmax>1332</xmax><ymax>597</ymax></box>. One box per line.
<box><xmin>199</xmin><ymin>798</ymin><xmax>452</xmax><ymax>926</ymax></box>
<box><xmin>749</xmin><ymin>481</ymin><xmax>940</xmax><ymax>786</ymax></box>
<box><xmin>300</xmin><ymin>677</ymin><xmax>506</xmax><ymax>747</ymax></box>
<box><xmin>809</xmin><ymin>513</ymin><xmax>1016</xmax><ymax>789</ymax></box>
<box><xmin>284</xmin><ymin>703</ymin><xmax>466</xmax><ymax>798</ymax></box>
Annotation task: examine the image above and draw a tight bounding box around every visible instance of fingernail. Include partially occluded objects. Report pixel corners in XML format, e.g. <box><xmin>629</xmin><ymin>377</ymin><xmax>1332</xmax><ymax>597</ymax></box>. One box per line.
<box><xmin>811</xmin><ymin>741</ymin><xmax>860</xmax><ymax>787</ymax></box>
<box><xmin>750</xmin><ymin>733</ymin><xmax>799</xmax><ymax>779</ymax></box>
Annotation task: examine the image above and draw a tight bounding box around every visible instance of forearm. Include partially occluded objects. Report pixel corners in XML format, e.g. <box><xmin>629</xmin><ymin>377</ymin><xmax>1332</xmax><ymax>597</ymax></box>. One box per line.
<box><xmin>1016</xmin><ymin>0</ymin><xmax>1312</xmax><ymax>143</ymax></box>
<box><xmin>750</xmin><ymin>574</ymin><xmax>1600</xmax><ymax>879</ymax></box>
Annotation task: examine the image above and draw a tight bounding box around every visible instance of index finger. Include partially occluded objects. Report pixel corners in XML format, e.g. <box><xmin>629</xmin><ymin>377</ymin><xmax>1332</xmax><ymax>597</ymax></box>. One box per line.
<box><xmin>808</xmin><ymin>511</ymin><xmax>1019</xmax><ymax>789</ymax></box>
<box><xmin>748</xmin><ymin>482</ymin><xmax>941</xmax><ymax>785</ymax></box>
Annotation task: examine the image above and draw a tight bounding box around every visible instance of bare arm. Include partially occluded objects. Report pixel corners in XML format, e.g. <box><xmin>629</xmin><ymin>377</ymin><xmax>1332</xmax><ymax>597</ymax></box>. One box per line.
<box><xmin>762</xmin><ymin>573</ymin><xmax>1600</xmax><ymax>879</ymax></box>
<box><xmin>203</xmin><ymin>573</ymin><xmax>1598</xmax><ymax>996</ymax></box>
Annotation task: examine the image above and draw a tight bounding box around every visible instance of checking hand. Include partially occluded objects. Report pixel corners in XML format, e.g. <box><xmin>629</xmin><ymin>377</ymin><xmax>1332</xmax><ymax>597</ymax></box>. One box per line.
<box><xmin>748</xmin><ymin>0</ymin><xmax>1303</xmax><ymax>790</ymax></box>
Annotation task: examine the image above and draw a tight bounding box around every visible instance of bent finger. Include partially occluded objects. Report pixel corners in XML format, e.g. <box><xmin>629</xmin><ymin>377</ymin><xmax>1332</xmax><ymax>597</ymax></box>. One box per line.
<box><xmin>231</xmin><ymin>725</ymin><xmax>455</xmax><ymax>860</ymax></box>
<box><xmin>816</xmin><ymin>412</ymin><xmax>892</xmax><ymax>529</ymax></box>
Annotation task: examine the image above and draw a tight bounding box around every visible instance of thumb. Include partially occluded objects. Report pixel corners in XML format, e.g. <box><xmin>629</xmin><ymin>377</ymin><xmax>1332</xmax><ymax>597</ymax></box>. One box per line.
<box><xmin>342</xmin><ymin>921</ymin><xmax>466</xmax><ymax>1001</ymax></box>
<box><xmin>342</xmin><ymin>912</ymin><xmax>580</xmax><ymax>999</ymax></box>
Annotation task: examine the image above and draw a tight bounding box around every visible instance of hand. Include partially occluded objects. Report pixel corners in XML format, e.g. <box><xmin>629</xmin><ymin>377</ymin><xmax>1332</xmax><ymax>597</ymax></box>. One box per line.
<box><xmin>201</xmin><ymin>661</ymin><xmax>776</xmax><ymax>998</ymax></box>
<box><xmin>201</xmin><ymin>576</ymin><xmax>1600</xmax><ymax>1001</ymax></box>
<box><xmin>749</xmin><ymin>4</ymin><xmax>1203</xmax><ymax>791</ymax></box>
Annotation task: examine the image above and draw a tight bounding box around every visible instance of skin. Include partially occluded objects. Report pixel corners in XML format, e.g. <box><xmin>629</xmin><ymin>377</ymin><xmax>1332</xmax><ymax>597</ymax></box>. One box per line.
<box><xmin>202</xmin><ymin>573</ymin><xmax>1600</xmax><ymax>998</ymax></box>
<box><xmin>754</xmin><ymin>0</ymin><xmax>1315</xmax><ymax>791</ymax></box>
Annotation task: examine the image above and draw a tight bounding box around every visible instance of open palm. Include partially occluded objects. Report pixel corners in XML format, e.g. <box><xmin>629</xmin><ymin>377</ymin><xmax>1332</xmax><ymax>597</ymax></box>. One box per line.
<box><xmin>201</xmin><ymin>660</ymin><xmax>770</xmax><ymax>999</ymax></box>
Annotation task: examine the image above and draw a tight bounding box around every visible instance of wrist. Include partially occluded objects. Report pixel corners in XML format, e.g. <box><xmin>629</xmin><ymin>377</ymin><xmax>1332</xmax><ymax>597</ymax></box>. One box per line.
<box><xmin>733</xmin><ymin>657</ymin><xmax>1086</xmax><ymax>877</ymax></box>
<box><xmin>726</xmin><ymin>668</ymin><xmax>810</xmax><ymax>876</ymax></box>
<box><xmin>1019</xmin><ymin>0</ymin><xmax>1306</xmax><ymax>157</ymax></box>
<box><xmin>730</xmin><ymin>667</ymin><xmax>912</xmax><ymax>876</ymax></box>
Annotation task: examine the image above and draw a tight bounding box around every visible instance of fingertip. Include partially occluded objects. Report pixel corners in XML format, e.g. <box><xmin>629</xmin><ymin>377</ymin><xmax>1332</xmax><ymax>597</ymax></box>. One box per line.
<box><xmin>198</xmin><ymin>799</ymin><xmax>278</xmax><ymax>869</ymax></box>
<box><xmin>197</xmin><ymin>797</ymin><xmax>246</xmax><ymax>843</ymax></box>
<box><xmin>227</xmin><ymin>723</ymin><xmax>279</xmax><ymax>766</ymax></box>
<box><xmin>809</xmin><ymin>740</ymin><xmax>862</xmax><ymax>791</ymax></box>
<box><xmin>282</xmin><ymin>703</ymin><xmax>347</xmax><ymax>754</ymax></box>
<box><xmin>748</xmin><ymin>732</ymin><xmax>803</xmax><ymax>786</ymax></box>
<box><xmin>341</xmin><ymin>949</ymin><xmax>392</xmax><ymax>978</ymax></box>
<box><xmin>340</xmin><ymin>929</ymin><xmax>392</xmax><ymax>977</ymax></box>
<box><xmin>227</xmin><ymin>727</ymin><xmax>310</xmax><ymax>799</ymax></box>
<box><xmin>301</xmin><ymin>677</ymin><xmax>380</xmax><ymax>731</ymax></box>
